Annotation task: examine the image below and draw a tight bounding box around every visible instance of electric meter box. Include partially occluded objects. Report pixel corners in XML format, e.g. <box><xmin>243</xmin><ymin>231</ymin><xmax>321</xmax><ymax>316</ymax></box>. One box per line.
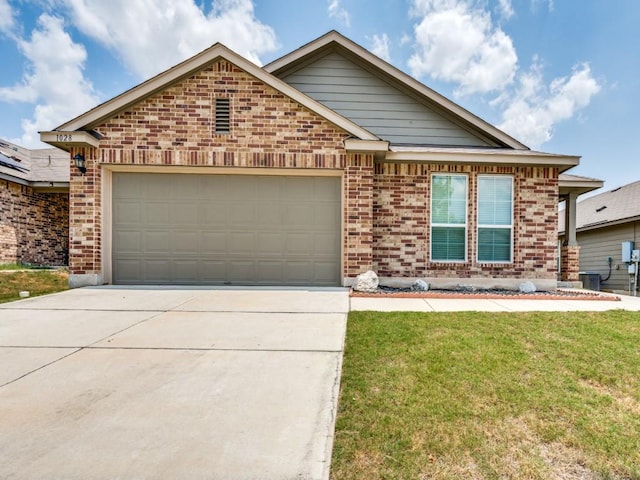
<box><xmin>622</xmin><ymin>241</ymin><xmax>634</xmax><ymax>262</ymax></box>
<box><xmin>633</xmin><ymin>250</ymin><xmax>640</xmax><ymax>262</ymax></box>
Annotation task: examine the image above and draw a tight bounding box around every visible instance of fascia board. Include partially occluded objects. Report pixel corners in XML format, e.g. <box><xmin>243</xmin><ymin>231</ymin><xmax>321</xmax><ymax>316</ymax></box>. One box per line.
<box><xmin>344</xmin><ymin>138</ymin><xmax>389</xmax><ymax>152</ymax></box>
<box><xmin>0</xmin><ymin>171</ymin><xmax>29</xmax><ymax>186</ymax></box>
<box><xmin>39</xmin><ymin>130</ymin><xmax>100</xmax><ymax>151</ymax></box>
<box><xmin>559</xmin><ymin>178</ymin><xmax>604</xmax><ymax>196</ymax></box>
<box><xmin>577</xmin><ymin>216</ymin><xmax>640</xmax><ymax>233</ymax></box>
<box><xmin>384</xmin><ymin>150</ymin><xmax>580</xmax><ymax>171</ymax></box>
<box><xmin>54</xmin><ymin>42</ymin><xmax>377</xmax><ymax>141</ymax></box>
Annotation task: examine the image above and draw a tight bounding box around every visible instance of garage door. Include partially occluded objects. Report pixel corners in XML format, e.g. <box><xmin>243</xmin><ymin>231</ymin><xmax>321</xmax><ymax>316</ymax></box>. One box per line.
<box><xmin>112</xmin><ymin>173</ymin><xmax>341</xmax><ymax>285</ymax></box>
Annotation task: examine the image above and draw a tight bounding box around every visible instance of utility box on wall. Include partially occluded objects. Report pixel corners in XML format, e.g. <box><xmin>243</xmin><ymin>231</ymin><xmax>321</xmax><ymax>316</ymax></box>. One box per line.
<box><xmin>622</xmin><ymin>241</ymin><xmax>634</xmax><ymax>263</ymax></box>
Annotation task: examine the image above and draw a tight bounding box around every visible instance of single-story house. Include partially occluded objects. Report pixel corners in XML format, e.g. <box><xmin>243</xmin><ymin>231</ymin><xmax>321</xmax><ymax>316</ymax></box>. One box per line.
<box><xmin>559</xmin><ymin>179</ymin><xmax>640</xmax><ymax>294</ymax></box>
<box><xmin>40</xmin><ymin>31</ymin><xmax>592</xmax><ymax>289</ymax></box>
<box><xmin>0</xmin><ymin>138</ymin><xmax>69</xmax><ymax>266</ymax></box>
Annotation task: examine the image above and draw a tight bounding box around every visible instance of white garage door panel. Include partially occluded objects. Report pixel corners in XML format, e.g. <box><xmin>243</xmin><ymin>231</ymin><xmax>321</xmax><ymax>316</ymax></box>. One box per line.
<box><xmin>112</xmin><ymin>173</ymin><xmax>341</xmax><ymax>285</ymax></box>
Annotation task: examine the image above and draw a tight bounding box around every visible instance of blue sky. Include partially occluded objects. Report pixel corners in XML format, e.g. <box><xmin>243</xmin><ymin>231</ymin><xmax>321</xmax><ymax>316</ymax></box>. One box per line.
<box><xmin>0</xmin><ymin>0</ymin><xmax>638</xmax><ymax>192</ymax></box>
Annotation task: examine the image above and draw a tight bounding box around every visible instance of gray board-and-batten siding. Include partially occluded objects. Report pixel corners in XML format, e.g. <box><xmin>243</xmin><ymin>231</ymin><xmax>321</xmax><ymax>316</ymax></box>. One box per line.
<box><xmin>281</xmin><ymin>51</ymin><xmax>495</xmax><ymax>147</ymax></box>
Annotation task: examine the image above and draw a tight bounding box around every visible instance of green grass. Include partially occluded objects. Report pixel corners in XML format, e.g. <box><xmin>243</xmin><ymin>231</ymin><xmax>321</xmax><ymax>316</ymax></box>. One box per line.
<box><xmin>0</xmin><ymin>263</ymin><xmax>60</xmax><ymax>270</ymax></box>
<box><xmin>0</xmin><ymin>270</ymin><xmax>69</xmax><ymax>303</ymax></box>
<box><xmin>331</xmin><ymin>311</ymin><xmax>640</xmax><ymax>479</ymax></box>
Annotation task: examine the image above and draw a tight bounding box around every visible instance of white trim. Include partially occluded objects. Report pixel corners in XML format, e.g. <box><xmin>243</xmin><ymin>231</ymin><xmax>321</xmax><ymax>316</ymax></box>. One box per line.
<box><xmin>344</xmin><ymin>138</ymin><xmax>389</xmax><ymax>153</ymax></box>
<box><xmin>384</xmin><ymin>148</ymin><xmax>580</xmax><ymax>172</ymax></box>
<box><xmin>476</xmin><ymin>175</ymin><xmax>514</xmax><ymax>264</ymax></box>
<box><xmin>103</xmin><ymin>167</ymin><xmax>345</xmax><ymax>286</ymax></box>
<box><xmin>39</xmin><ymin>131</ymin><xmax>100</xmax><ymax>151</ymax></box>
<box><xmin>430</xmin><ymin>173</ymin><xmax>468</xmax><ymax>263</ymax></box>
<box><xmin>101</xmin><ymin>168</ymin><xmax>113</xmax><ymax>285</ymax></box>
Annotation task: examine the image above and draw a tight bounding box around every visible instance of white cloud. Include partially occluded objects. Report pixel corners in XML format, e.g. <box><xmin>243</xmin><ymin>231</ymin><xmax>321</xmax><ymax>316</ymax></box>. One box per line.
<box><xmin>497</xmin><ymin>0</ymin><xmax>514</xmax><ymax>19</ymax></box>
<box><xmin>61</xmin><ymin>0</ymin><xmax>278</xmax><ymax>78</ymax></box>
<box><xmin>408</xmin><ymin>0</ymin><xmax>517</xmax><ymax>96</ymax></box>
<box><xmin>370</xmin><ymin>33</ymin><xmax>391</xmax><ymax>62</ymax></box>
<box><xmin>496</xmin><ymin>60</ymin><xmax>601</xmax><ymax>148</ymax></box>
<box><xmin>328</xmin><ymin>0</ymin><xmax>350</xmax><ymax>27</ymax></box>
<box><xmin>0</xmin><ymin>0</ymin><xmax>15</xmax><ymax>33</ymax></box>
<box><xmin>0</xmin><ymin>14</ymin><xmax>99</xmax><ymax>147</ymax></box>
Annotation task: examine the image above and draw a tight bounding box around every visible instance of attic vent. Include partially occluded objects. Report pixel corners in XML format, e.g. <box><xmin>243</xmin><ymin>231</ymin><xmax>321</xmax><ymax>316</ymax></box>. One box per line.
<box><xmin>596</xmin><ymin>206</ymin><xmax>607</xmax><ymax>212</ymax></box>
<box><xmin>215</xmin><ymin>97</ymin><xmax>230</xmax><ymax>134</ymax></box>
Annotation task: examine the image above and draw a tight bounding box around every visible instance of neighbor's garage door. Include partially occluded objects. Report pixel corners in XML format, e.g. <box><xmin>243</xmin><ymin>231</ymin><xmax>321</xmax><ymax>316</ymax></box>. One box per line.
<box><xmin>112</xmin><ymin>173</ymin><xmax>341</xmax><ymax>286</ymax></box>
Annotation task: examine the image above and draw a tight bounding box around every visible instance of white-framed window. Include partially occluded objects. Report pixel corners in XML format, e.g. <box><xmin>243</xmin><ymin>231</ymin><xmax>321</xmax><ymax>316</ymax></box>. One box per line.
<box><xmin>430</xmin><ymin>174</ymin><xmax>468</xmax><ymax>262</ymax></box>
<box><xmin>477</xmin><ymin>175</ymin><xmax>513</xmax><ymax>263</ymax></box>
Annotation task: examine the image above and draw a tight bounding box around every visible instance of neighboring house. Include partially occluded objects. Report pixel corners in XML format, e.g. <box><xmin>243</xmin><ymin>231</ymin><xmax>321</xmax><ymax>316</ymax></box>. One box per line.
<box><xmin>0</xmin><ymin>139</ymin><xmax>69</xmax><ymax>266</ymax></box>
<box><xmin>559</xmin><ymin>180</ymin><xmax>640</xmax><ymax>294</ymax></box>
<box><xmin>40</xmin><ymin>31</ymin><xmax>590</xmax><ymax>289</ymax></box>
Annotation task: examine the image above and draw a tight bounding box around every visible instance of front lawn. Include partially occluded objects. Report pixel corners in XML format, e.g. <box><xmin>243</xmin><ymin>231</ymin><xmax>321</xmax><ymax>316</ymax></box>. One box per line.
<box><xmin>331</xmin><ymin>311</ymin><xmax>640</xmax><ymax>479</ymax></box>
<box><xmin>0</xmin><ymin>270</ymin><xmax>69</xmax><ymax>303</ymax></box>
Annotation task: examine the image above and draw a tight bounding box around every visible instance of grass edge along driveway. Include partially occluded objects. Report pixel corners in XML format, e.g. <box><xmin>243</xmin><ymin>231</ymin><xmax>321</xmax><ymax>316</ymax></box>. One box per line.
<box><xmin>0</xmin><ymin>269</ymin><xmax>68</xmax><ymax>304</ymax></box>
<box><xmin>331</xmin><ymin>310</ymin><xmax>640</xmax><ymax>480</ymax></box>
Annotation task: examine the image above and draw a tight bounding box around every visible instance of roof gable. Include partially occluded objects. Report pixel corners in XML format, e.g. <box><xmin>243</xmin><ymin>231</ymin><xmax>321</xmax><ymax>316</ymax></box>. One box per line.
<box><xmin>265</xmin><ymin>31</ymin><xmax>528</xmax><ymax>150</ymax></box>
<box><xmin>53</xmin><ymin>43</ymin><xmax>378</xmax><ymax>141</ymax></box>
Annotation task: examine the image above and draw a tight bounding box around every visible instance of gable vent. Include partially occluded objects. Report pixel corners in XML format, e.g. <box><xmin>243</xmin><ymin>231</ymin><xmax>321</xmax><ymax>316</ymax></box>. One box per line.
<box><xmin>215</xmin><ymin>98</ymin><xmax>230</xmax><ymax>134</ymax></box>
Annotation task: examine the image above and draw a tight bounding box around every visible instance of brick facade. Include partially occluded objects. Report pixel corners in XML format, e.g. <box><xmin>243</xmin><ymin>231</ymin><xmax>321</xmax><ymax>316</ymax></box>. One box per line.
<box><xmin>67</xmin><ymin>58</ymin><xmax>562</xmax><ymax>288</ymax></box>
<box><xmin>560</xmin><ymin>245</ymin><xmax>581</xmax><ymax>282</ymax></box>
<box><xmin>69</xmin><ymin>60</ymin><xmax>354</xmax><ymax>280</ymax></box>
<box><xmin>373</xmin><ymin>163</ymin><xmax>558</xmax><ymax>284</ymax></box>
<box><xmin>0</xmin><ymin>180</ymin><xmax>69</xmax><ymax>265</ymax></box>
<box><xmin>344</xmin><ymin>154</ymin><xmax>374</xmax><ymax>277</ymax></box>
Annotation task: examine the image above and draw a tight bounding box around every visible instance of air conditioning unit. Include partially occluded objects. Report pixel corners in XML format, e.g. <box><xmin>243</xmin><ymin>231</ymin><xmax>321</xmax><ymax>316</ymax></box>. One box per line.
<box><xmin>579</xmin><ymin>272</ymin><xmax>601</xmax><ymax>291</ymax></box>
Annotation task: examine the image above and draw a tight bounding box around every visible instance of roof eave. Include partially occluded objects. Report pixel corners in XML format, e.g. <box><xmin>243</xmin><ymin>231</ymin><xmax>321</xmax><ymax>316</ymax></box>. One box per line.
<box><xmin>559</xmin><ymin>178</ymin><xmax>604</xmax><ymax>196</ymax></box>
<box><xmin>31</xmin><ymin>182</ymin><xmax>70</xmax><ymax>193</ymax></box>
<box><xmin>49</xmin><ymin>42</ymin><xmax>377</xmax><ymax>142</ymax></box>
<box><xmin>383</xmin><ymin>149</ymin><xmax>580</xmax><ymax>171</ymax></box>
<box><xmin>576</xmin><ymin>215</ymin><xmax>640</xmax><ymax>233</ymax></box>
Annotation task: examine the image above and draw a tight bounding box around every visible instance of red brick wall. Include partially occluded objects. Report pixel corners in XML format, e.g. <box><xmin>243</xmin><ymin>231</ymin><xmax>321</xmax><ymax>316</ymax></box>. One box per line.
<box><xmin>560</xmin><ymin>245</ymin><xmax>580</xmax><ymax>282</ymax></box>
<box><xmin>0</xmin><ymin>180</ymin><xmax>69</xmax><ymax>266</ymax></box>
<box><xmin>68</xmin><ymin>58</ymin><xmax>561</xmax><ymax>285</ymax></box>
<box><xmin>373</xmin><ymin>163</ymin><xmax>558</xmax><ymax>281</ymax></box>
<box><xmin>344</xmin><ymin>154</ymin><xmax>374</xmax><ymax>277</ymax></box>
<box><xmin>69</xmin><ymin>60</ymin><xmax>354</xmax><ymax>278</ymax></box>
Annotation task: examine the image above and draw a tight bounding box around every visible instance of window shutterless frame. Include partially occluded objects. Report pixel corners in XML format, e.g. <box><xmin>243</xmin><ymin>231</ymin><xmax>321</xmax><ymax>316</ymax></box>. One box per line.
<box><xmin>430</xmin><ymin>173</ymin><xmax>468</xmax><ymax>262</ymax></box>
<box><xmin>476</xmin><ymin>175</ymin><xmax>514</xmax><ymax>263</ymax></box>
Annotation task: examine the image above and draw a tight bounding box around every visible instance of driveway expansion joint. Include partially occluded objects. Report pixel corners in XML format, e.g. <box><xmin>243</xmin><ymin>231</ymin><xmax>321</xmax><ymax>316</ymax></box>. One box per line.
<box><xmin>0</xmin><ymin>347</ymin><xmax>83</xmax><ymax>388</ymax></box>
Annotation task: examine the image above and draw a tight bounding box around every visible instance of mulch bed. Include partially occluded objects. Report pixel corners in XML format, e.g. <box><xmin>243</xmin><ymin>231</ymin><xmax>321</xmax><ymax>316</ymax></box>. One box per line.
<box><xmin>350</xmin><ymin>286</ymin><xmax>620</xmax><ymax>301</ymax></box>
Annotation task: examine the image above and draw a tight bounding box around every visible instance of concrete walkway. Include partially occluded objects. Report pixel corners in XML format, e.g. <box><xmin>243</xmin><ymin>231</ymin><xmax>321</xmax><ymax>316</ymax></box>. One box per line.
<box><xmin>350</xmin><ymin>290</ymin><xmax>640</xmax><ymax>312</ymax></box>
<box><xmin>0</xmin><ymin>287</ymin><xmax>349</xmax><ymax>480</ymax></box>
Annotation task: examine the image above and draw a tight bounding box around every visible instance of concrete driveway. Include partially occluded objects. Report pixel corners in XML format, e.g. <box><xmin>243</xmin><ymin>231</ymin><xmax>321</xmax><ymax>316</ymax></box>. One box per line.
<box><xmin>0</xmin><ymin>287</ymin><xmax>349</xmax><ymax>480</ymax></box>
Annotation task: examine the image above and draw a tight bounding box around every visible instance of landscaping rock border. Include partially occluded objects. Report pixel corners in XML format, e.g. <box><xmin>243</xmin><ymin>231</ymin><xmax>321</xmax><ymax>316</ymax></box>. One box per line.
<box><xmin>350</xmin><ymin>286</ymin><xmax>620</xmax><ymax>301</ymax></box>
